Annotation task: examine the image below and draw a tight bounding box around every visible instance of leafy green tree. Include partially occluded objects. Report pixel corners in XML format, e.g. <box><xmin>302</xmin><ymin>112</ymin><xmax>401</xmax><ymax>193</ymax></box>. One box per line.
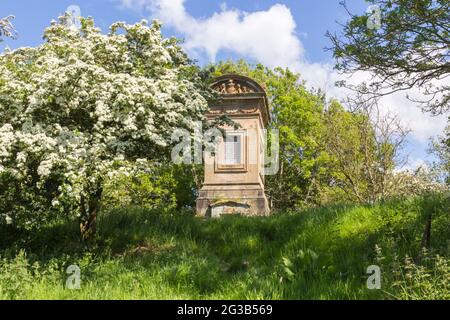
<box><xmin>430</xmin><ymin>123</ymin><xmax>450</xmax><ymax>184</ymax></box>
<box><xmin>102</xmin><ymin>163</ymin><xmax>202</xmax><ymax>211</ymax></box>
<box><xmin>327</xmin><ymin>0</ymin><xmax>450</xmax><ymax>115</ymax></box>
<box><xmin>208</xmin><ymin>60</ymin><xmax>410</xmax><ymax>207</ymax></box>
<box><xmin>0</xmin><ymin>16</ymin><xmax>209</xmax><ymax>238</ymax></box>
<box><xmin>324</xmin><ymin>97</ymin><xmax>409</xmax><ymax>203</ymax></box>
<box><xmin>324</xmin><ymin>101</ymin><xmax>380</xmax><ymax>202</ymax></box>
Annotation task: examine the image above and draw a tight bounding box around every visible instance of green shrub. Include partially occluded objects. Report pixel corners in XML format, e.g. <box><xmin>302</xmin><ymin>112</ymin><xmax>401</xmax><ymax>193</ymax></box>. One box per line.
<box><xmin>0</xmin><ymin>250</ymin><xmax>35</xmax><ymax>299</ymax></box>
<box><xmin>102</xmin><ymin>164</ymin><xmax>199</xmax><ymax>211</ymax></box>
<box><xmin>389</xmin><ymin>251</ymin><xmax>450</xmax><ymax>300</ymax></box>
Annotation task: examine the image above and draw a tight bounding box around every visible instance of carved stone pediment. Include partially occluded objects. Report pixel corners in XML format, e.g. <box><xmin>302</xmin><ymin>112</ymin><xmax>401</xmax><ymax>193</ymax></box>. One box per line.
<box><xmin>210</xmin><ymin>74</ymin><xmax>265</xmax><ymax>95</ymax></box>
<box><xmin>212</xmin><ymin>79</ymin><xmax>255</xmax><ymax>94</ymax></box>
<box><xmin>208</xmin><ymin>74</ymin><xmax>271</xmax><ymax>126</ymax></box>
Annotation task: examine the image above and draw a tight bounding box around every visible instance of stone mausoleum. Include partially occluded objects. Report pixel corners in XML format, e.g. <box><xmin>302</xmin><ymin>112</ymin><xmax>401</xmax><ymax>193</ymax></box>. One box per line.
<box><xmin>196</xmin><ymin>74</ymin><xmax>271</xmax><ymax>217</ymax></box>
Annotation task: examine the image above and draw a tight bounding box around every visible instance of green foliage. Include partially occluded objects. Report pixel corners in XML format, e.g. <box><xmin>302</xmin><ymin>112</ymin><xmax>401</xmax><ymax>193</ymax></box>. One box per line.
<box><xmin>281</xmin><ymin>249</ymin><xmax>320</xmax><ymax>283</ymax></box>
<box><xmin>0</xmin><ymin>194</ymin><xmax>448</xmax><ymax>299</ymax></box>
<box><xmin>207</xmin><ymin>60</ymin><xmax>410</xmax><ymax>208</ymax></box>
<box><xmin>102</xmin><ymin>164</ymin><xmax>200</xmax><ymax>211</ymax></box>
<box><xmin>389</xmin><ymin>252</ymin><xmax>450</xmax><ymax>300</ymax></box>
<box><xmin>323</xmin><ymin>100</ymin><xmax>399</xmax><ymax>203</ymax></box>
<box><xmin>430</xmin><ymin>123</ymin><xmax>450</xmax><ymax>184</ymax></box>
<box><xmin>0</xmin><ymin>162</ymin><xmax>78</xmax><ymax>229</ymax></box>
<box><xmin>327</xmin><ymin>0</ymin><xmax>450</xmax><ymax>114</ymax></box>
<box><xmin>102</xmin><ymin>166</ymin><xmax>177</xmax><ymax>211</ymax></box>
<box><xmin>0</xmin><ymin>250</ymin><xmax>35</xmax><ymax>299</ymax></box>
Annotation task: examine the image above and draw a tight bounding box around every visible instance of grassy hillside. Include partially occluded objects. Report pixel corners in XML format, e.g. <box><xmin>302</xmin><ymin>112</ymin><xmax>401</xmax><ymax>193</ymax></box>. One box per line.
<box><xmin>0</xmin><ymin>194</ymin><xmax>449</xmax><ymax>299</ymax></box>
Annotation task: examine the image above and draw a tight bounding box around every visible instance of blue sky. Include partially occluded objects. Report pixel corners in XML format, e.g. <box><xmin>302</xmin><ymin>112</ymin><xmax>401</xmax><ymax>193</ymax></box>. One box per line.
<box><xmin>1</xmin><ymin>0</ymin><xmax>446</xmax><ymax>168</ymax></box>
<box><xmin>0</xmin><ymin>0</ymin><xmax>366</xmax><ymax>62</ymax></box>
<box><xmin>0</xmin><ymin>0</ymin><xmax>368</xmax><ymax>64</ymax></box>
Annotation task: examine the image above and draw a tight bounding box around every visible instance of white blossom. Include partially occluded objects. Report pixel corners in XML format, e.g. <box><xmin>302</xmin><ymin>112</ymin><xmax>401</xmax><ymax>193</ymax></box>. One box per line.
<box><xmin>0</xmin><ymin>16</ymin><xmax>208</xmax><ymax>227</ymax></box>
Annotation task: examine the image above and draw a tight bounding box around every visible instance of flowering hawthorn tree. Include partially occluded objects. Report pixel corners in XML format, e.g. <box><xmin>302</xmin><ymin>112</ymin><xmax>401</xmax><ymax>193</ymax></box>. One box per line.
<box><xmin>0</xmin><ymin>16</ymin><xmax>16</xmax><ymax>42</ymax></box>
<box><xmin>0</xmin><ymin>16</ymin><xmax>209</xmax><ymax>238</ymax></box>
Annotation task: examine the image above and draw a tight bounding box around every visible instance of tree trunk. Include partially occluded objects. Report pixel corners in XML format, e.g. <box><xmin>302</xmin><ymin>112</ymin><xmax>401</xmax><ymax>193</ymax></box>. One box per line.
<box><xmin>80</xmin><ymin>187</ymin><xmax>103</xmax><ymax>241</ymax></box>
<box><xmin>420</xmin><ymin>213</ymin><xmax>432</xmax><ymax>249</ymax></box>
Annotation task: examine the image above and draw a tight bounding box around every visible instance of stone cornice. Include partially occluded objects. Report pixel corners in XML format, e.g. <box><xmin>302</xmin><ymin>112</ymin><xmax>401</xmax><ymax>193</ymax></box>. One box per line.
<box><xmin>208</xmin><ymin>75</ymin><xmax>271</xmax><ymax>126</ymax></box>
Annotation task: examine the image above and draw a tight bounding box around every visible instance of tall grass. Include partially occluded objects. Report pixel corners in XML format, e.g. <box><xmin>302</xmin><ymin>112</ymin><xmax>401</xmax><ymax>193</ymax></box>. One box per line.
<box><xmin>0</xmin><ymin>194</ymin><xmax>449</xmax><ymax>299</ymax></box>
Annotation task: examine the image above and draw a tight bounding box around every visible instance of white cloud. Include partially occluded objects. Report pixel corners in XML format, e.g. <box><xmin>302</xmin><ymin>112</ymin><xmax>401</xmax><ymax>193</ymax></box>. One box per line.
<box><xmin>119</xmin><ymin>0</ymin><xmax>303</xmax><ymax>68</ymax></box>
<box><xmin>379</xmin><ymin>89</ymin><xmax>447</xmax><ymax>143</ymax></box>
<box><xmin>119</xmin><ymin>0</ymin><xmax>447</xmax><ymax>145</ymax></box>
<box><xmin>297</xmin><ymin>63</ymin><xmax>447</xmax><ymax>143</ymax></box>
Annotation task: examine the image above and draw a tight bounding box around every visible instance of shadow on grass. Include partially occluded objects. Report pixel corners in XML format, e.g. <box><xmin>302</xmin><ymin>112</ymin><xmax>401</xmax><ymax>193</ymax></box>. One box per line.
<box><xmin>1</xmin><ymin>194</ymin><xmax>448</xmax><ymax>299</ymax></box>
